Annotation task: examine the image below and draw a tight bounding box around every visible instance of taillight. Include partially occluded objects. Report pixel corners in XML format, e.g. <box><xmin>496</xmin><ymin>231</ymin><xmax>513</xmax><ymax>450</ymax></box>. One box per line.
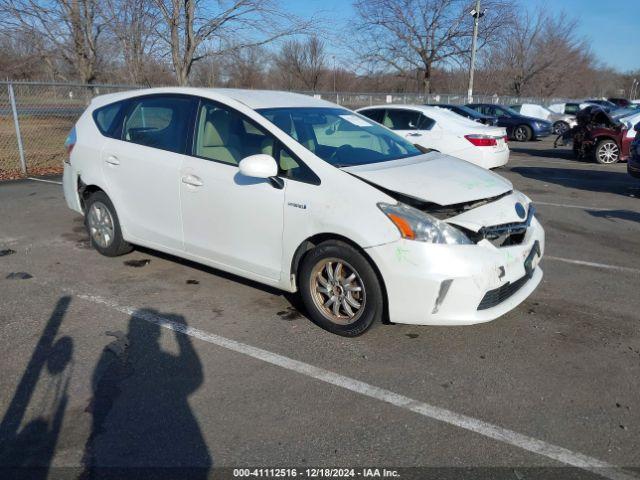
<box><xmin>465</xmin><ymin>134</ymin><xmax>497</xmax><ymax>147</ymax></box>
<box><xmin>64</xmin><ymin>127</ymin><xmax>77</xmax><ymax>164</ymax></box>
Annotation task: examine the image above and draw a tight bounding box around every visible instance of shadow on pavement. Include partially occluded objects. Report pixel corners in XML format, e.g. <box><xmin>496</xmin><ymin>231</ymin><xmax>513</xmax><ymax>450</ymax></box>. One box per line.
<box><xmin>81</xmin><ymin>309</ymin><xmax>212</xmax><ymax>479</ymax></box>
<box><xmin>510</xmin><ymin>144</ymin><xmax>580</xmax><ymax>161</ymax></box>
<box><xmin>587</xmin><ymin>209</ymin><xmax>640</xmax><ymax>225</ymax></box>
<box><xmin>0</xmin><ymin>296</ymin><xmax>73</xmax><ymax>480</ymax></box>
<box><xmin>510</xmin><ymin>166</ymin><xmax>640</xmax><ymax>197</ymax></box>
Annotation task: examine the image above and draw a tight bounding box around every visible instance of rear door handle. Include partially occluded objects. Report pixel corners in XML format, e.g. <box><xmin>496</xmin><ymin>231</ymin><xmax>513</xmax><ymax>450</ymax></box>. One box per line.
<box><xmin>105</xmin><ymin>155</ymin><xmax>120</xmax><ymax>166</ymax></box>
<box><xmin>181</xmin><ymin>174</ymin><xmax>203</xmax><ymax>187</ymax></box>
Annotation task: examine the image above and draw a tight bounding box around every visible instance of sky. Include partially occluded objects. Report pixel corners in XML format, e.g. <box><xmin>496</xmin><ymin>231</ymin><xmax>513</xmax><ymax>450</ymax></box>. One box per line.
<box><xmin>281</xmin><ymin>0</ymin><xmax>638</xmax><ymax>73</ymax></box>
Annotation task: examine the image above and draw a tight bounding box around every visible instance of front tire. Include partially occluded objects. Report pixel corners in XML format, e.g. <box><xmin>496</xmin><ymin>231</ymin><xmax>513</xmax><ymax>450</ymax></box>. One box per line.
<box><xmin>553</xmin><ymin>121</ymin><xmax>569</xmax><ymax>135</ymax></box>
<box><xmin>299</xmin><ymin>241</ymin><xmax>383</xmax><ymax>337</ymax></box>
<box><xmin>513</xmin><ymin>125</ymin><xmax>532</xmax><ymax>142</ymax></box>
<box><xmin>85</xmin><ymin>191</ymin><xmax>132</xmax><ymax>257</ymax></box>
<box><xmin>594</xmin><ymin>139</ymin><xmax>620</xmax><ymax>164</ymax></box>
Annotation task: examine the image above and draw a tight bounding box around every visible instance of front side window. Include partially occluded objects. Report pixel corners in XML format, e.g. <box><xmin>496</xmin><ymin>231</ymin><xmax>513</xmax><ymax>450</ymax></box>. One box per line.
<box><xmin>470</xmin><ymin>105</ymin><xmax>488</xmax><ymax>115</ymax></box>
<box><xmin>194</xmin><ymin>100</ymin><xmax>319</xmax><ymax>183</ymax></box>
<box><xmin>257</xmin><ymin>107</ymin><xmax>422</xmax><ymax>167</ymax></box>
<box><xmin>417</xmin><ymin>114</ymin><xmax>435</xmax><ymax>130</ymax></box>
<box><xmin>123</xmin><ymin>96</ymin><xmax>193</xmax><ymax>154</ymax></box>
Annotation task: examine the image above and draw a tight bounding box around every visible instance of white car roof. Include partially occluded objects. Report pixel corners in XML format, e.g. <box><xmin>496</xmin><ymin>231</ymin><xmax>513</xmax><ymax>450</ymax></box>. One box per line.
<box><xmin>91</xmin><ymin>87</ymin><xmax>337</xmax><ymax>110</ymax></box>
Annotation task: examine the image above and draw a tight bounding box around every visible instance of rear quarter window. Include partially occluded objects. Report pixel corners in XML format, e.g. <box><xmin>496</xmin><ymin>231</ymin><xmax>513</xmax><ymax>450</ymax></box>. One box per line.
<box><xmin>93</xmin><ymin>101</ymin><xmax>125</xmax><ymax>138</ymax></box>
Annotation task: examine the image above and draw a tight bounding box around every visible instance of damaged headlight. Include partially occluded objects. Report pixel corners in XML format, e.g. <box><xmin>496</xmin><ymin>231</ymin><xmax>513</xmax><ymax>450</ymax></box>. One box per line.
<box><xmin>378</xmin><ymin>202</ymin><xmax>472</xmax><ymax>245</ymax></box>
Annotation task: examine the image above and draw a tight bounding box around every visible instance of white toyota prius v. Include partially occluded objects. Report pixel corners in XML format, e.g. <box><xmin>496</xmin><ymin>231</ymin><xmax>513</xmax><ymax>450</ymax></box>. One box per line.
<box><xmin>63</xmin><ymin>88</ymin><xmax>544</xmax><ymax>336</ymax></box>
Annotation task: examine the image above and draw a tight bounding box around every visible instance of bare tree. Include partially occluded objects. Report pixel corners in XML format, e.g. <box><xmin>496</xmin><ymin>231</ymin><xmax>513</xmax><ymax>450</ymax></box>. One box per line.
<box><xmin>103</xmin><ymin>0</ymin><xmax>160</xmax><ymax>84</ymax></box>
<box><xmin>274</xmin><ymin>36</ymin><xmax>326</xmax><ymax>91</ymax></box>
<box><xmin>486</xmin><ymin>8</ymin><xmax>593</xmax><ymax>96</ymax></box>
<box><xmin>152</xmin><ymin>0</ymin><xmax>311</xmax><ymax>86</ymax></box>
<box><xmin>352</xmin><ymin>0</ymin><xmax>512</xmax><ymax>94</ymax></box>
<box><xmin>0</xmin><ymin>0</ymin><xmax>105</xmax><ymax>83</ymax></box>
<box><xmin>224</xmin><ymin>46</ymin><xmax>268</xmax><ymax>88</ymax></box>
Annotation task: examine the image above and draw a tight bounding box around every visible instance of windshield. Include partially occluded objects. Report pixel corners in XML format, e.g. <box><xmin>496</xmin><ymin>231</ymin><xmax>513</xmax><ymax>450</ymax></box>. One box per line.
<box><xmin>612</xmin><ymin>107</ymin><xmax>639</xmax><ymax>119</ymax></box>
<box><xmin>499</xmin><ymin>106</ymin><xmax>519</xmax><ymax>117</ymax></box>
<box><xmin>452</xmin><ymin>104</ymin><xmax>485</xmax><ymax>118</ymax></box>
<box><xmin>257</xmin><ymin>107</ymin><xmax>422</xmax><ymax>167</ymax></box>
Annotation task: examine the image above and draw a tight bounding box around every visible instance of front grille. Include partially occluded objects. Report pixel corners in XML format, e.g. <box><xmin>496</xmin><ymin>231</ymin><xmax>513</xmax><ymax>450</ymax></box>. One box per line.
<box><xmin>464</xmin><ymin>205</ymin><xmax>535</xmax><ymax>247</ymax></box>
<box><xmin>477</xmin><ymin>275</ymin><xmax>529</xmax><ymax>310</ymax></box>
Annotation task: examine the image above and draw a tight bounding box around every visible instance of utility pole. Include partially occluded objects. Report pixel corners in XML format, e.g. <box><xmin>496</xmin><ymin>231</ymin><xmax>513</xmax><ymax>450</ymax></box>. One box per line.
<box><xmin>332</xmin><ymin>55</ymin><xmax>337</xmax><ymax>93</ymax></box>
<box><xmin>467</xmin><ymin>0</ymin><xmax>483</xmax><ymax>104</ymax></box>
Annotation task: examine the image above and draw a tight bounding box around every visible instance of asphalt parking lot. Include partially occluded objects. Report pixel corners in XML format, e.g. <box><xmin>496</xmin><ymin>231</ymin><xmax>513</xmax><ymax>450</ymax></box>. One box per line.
<box><xmin>1</xmin><ymin>138</ymin><xmax>639</xmax><ymax>480</ymax></box>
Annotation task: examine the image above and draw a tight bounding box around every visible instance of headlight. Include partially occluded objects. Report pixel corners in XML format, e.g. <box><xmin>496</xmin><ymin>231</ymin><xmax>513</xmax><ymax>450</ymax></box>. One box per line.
<box><xmin>378</xmin><ymin>203</ymin><xmax>472</xmax><ymax>245</ymax></box>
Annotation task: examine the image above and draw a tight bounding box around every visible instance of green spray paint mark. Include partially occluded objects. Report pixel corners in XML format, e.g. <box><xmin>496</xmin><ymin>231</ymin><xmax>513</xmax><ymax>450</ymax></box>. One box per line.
<box><xmin>395</xmin><ymin>246</ymin><xmax>418</xmax><ymax>266</ymax></box>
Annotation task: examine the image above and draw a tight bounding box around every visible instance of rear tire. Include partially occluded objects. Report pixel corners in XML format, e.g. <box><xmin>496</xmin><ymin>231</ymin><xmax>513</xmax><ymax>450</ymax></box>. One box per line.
<box><xmin>299</xmin><ymin>241</ymin><xmax>383</xmax><ymax>337</ymax></box>
<box><xmin>594</xmin><ymin>139</ymin><xmax>620</xmax><ymax>164</ymax></box>
<box><xmin>84</xmin><ymin>191</ymin><xmax>132</xmax><ymax>257</ymax></box>
<box><xmin>513</xmin><ymin>125</ymin><xmax>532</xmax><ymax>142</ymax></box>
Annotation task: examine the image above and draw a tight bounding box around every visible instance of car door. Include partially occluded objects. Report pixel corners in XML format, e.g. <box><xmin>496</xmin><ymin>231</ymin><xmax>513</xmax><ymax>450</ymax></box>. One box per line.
<box><xmin>101</xmin><ymin>94</ymin><xmax>195</xmax><ymax>251</ymax></box>
<box><xmin>180</xmin><ymin>98</ymin><xmax>286</xmax><ymax>281</ymax></box>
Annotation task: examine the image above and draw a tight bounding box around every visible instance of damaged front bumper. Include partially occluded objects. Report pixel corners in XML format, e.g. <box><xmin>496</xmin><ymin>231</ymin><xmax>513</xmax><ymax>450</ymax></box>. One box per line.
<box><xmin>365</xmin><ymin>216</ymin><xmax>545</xmax><ymax>326</ymax></box>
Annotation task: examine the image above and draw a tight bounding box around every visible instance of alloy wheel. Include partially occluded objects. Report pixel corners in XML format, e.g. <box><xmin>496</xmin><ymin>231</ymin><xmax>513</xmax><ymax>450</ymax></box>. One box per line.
<box><xmin>87</xmin><ymin>201</ymin><xmax>115</xmax><ymax>248</ymax></box>
<box><xmin>554</xmin><ymin>122</ymin><xmax>569</xmax><ymax>135</ymax></box>
<box><xmin>310</xmin><ymin>258</ymin><xmax>366</xmax><ymax>325</ymax></box>
<box><xmin>514</xmin><ymin>127</ymin><xmax>527</xmax><ymax>141</ymax></box>
<box><xmin>597</xmin><ymin>142</ymin><xmax>619</xmax><ymax>164</ymax></box>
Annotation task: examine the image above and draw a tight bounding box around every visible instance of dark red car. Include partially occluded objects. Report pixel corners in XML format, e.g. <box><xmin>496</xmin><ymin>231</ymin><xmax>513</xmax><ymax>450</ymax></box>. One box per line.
<box><xmin>571</xmin><ymin>106</ymin><xmax>633</xmax><ymax>164</ymax></box>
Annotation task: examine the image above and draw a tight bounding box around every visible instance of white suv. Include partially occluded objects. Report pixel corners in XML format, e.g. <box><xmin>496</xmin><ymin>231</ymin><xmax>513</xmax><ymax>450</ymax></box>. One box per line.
<box><xmin>63</xmin><ymin>88</ymin><xmax>544</xmax><ymax>336</ymax></box>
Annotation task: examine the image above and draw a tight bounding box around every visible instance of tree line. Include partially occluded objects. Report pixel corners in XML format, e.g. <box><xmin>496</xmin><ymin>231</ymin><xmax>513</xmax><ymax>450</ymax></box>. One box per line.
<box><xmin>0</xmin><ymin>0</ymin><xmax>637</xmax><ymax>98</ymax></box>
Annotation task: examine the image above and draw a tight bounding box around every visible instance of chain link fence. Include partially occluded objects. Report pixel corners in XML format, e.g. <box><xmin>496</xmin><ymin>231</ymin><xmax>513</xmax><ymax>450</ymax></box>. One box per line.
<box><xmin>0</xmin><ymin>80</ymin><xmax>572</xmax><ymax>180</ymax></box>
<box><xmin>0</xmin><ymin>81</ymin><xmax>139</xmax><ymax>180</ymax></box>
<box><xmin>303</xmin><ymin>91</ymin><xmax>571</xmax><ymax>109</ymax></box>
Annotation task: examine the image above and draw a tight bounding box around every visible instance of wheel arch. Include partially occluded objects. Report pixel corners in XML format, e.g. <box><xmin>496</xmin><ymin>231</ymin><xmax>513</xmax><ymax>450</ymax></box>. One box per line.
<box><xmin>593</xmin><ymin>135</ymin><xmax>619</xmax><ymax>146</ymax></box>
<box><xmin>77</xmin><ymin>178</ymin><xmax>106</xmax><ymax>212</ymax></box>
<box><xmin>290</xmin><ymin>233</ymin><xmax>391</xmax><ymax>324</ymax></box>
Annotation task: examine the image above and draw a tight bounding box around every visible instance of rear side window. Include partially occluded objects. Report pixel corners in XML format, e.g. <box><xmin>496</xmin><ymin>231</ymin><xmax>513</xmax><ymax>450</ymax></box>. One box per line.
<box><xmin>565</xmin><ymin>104</ymin><xmax>579</xmax><ymax>114</ymax></box>
<box><xmin>93</xmin><ymin>102</ymin><xmax>125</xmax><ymax>138</ymax></box>
<box><xmin>417</xmin><ymin>114</ymin><xmax>435</xmax><ymax>130</ymax></box>
<box><xmin>123</xmin><ymin>95</ymin><xmax>194</xmax><ymax>154</ymax></box>
<box><xmin>383</xmin><ymin>109</ymin><xmax>421</xmax><ymax>130</ymax></box>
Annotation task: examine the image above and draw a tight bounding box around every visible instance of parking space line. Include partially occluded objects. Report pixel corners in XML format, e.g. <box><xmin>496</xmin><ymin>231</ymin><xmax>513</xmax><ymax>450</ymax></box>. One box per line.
<box><xmin>27</xmin><ymin>177</ymin><xmax>63</xmax><ymax>185</ymax></box>
<box><xmin>545</xmin><ymin>256</ymin><xmax>640</xmax><ymax>274</ymax></box>
<box><xmin>74</xmin><ymin>290</ymin><xmax>637</xmax><ymax>480</ymax></box>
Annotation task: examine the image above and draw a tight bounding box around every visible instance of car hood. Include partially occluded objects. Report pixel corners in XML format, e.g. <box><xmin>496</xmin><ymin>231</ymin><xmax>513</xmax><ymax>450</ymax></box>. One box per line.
<box><xmin>342</xmin><ymin>153</ymin><xmax>513</xmax><ymax>206</ymax></box>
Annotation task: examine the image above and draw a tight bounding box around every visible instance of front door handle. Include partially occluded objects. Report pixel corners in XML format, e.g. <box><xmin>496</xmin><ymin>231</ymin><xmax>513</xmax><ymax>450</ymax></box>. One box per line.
<box><xmin>181</xmin><ymin>174</ymin><xmax>203</xmax><ymax>187</ymax></box>
<box><xmin>406</xmin><ymin>132</ymin><xmax>422</xmax><ymax>137</ymax></box>
<box><xmin>105</xmin><ymin>155</ymin><xmax>120</xmax><ymax>165</ymax></box>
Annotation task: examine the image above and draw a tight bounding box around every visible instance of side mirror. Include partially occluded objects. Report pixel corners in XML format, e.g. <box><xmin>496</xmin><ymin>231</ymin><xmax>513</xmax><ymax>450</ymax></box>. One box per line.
<box><xmin>239</xmin><ymin>154</ymin><xmax>278</xmax><ymax>179</ymax></box>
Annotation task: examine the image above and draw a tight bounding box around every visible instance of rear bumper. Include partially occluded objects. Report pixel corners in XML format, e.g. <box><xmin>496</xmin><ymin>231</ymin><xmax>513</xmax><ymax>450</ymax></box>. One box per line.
<box><xmin>451</xmin><ymin>145</ymin><xmax>510</xmax><ymax>169</ymax></box>
<box><xmin>63</xmin><ymin>163</ymin><xmax>83</xmax><ymax>213</ymax></box>
<box><xmin>365</xmin><ymin>217</ymin><xmax>545</xmax><ymax>326</ymax></box>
